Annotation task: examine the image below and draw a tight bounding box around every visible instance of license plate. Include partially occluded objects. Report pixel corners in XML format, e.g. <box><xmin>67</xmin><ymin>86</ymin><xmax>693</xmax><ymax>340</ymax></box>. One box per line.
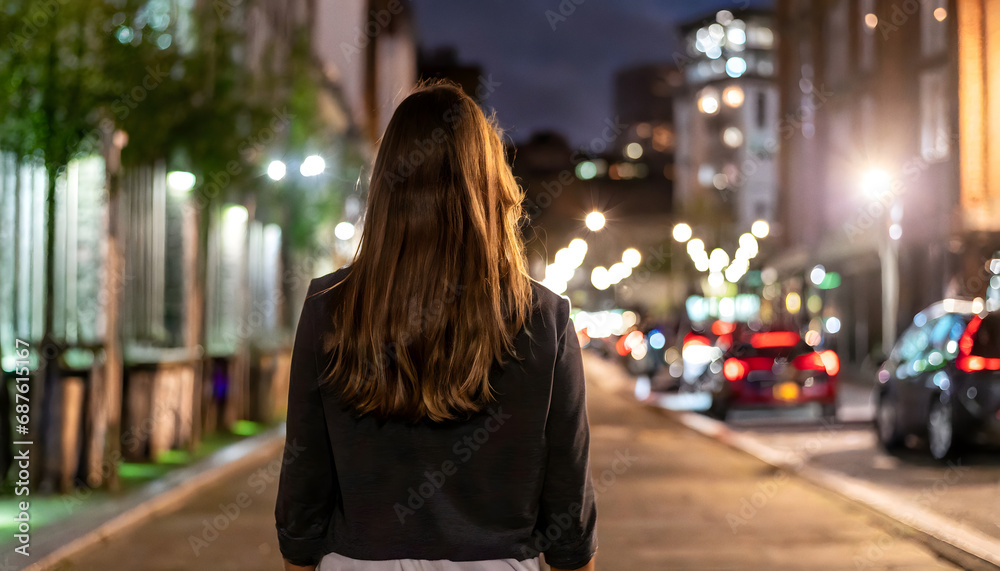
<box><xmin>774</xmin><ymin>381</ymin><xmax>800</xmax><ymax>401</ymax></box>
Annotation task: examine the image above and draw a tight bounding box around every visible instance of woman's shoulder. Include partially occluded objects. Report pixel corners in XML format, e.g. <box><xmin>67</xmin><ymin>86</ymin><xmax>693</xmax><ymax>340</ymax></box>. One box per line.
<box><xmin>528</xmin><ymin>278</ymin><xmax>572</xmax><ymax>324</ymax></box>
<box><xmin>308</xmin><ymin>266</ymin><xmax>352</xmax><ymax>297</ymax></box>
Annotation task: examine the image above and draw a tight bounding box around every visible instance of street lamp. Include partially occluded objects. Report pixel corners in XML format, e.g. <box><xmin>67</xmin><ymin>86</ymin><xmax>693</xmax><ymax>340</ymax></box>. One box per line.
<box><xmin>267</xmin><ymin>160</ymin><xmax>287</xmax><ymax>181</ymax></box>
<box><xmin>167</xmin><ymin>171</ymin><xmax>196</xmax><ymax>193</ymax></box>
<box><xmin>300</xmin><ymin>155</ymin><xmax>326</xmax><ymax>177</ymax></box>
<box><xmin>751</xmin><ymin>220</ymin><xmax>769</xmax><ymax>239</ymax></box>
<box><xmin>861</xmin><ymin>167</ymin><xmax>899</xmax><ymax>353</ymax></box>
<box><xmin>334</xmin><ymin>222</ymin><xmax>356</xmax><ymax>241</ymax></box>
<box><xmin>585</xmin><ymin>211</ymin><xmax>606</xmax><ymax>231</ymax></box>
<box><xmin>672</xmin><ymin>222</ymin><xmax>693</xmax><ymax>242</ymax></box>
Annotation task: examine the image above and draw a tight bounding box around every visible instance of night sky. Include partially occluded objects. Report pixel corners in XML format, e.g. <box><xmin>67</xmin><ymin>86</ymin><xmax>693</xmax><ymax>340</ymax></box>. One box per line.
<box><xmin>411</xmin><ymin>0</ymin><xmax>773</xmax><ymax>148</ymax></box>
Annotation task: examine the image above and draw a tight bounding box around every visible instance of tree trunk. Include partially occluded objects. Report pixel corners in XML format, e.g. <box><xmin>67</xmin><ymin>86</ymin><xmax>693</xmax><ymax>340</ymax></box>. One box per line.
<box><xmin>102</xmin><ymin>153</ymin><xmax>124</xmax><ymax>492</ymax></box>
<box><xmin>38</xmin><ymin>167</ymin><xmax>59</xmax><ymax>492</ymax></box>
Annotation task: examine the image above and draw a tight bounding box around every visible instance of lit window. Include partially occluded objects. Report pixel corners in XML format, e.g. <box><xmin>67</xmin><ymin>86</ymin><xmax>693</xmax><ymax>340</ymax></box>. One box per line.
<box><xmin>746</xmin><ymin>24</ymin><xmax>774</xmax><ymax>48</ymax></box>
<box><xmin>919</xmin><ymin>69</ymin><xmax>950</xmax><ymax>161</ymax></box>
<box><xmin>698</xmin><ymin>87</ymin><xmax>720</xmax><ymax>114</ymax></box>
<box><xmin>722</xmin><ymin>127</ymin><xmax>744</xmax><ymax>148</ymax></box>
<box><xmin>723</xmin><ymin>85</ymin><xmax>744</xmax><ymax>107</ymax></box>
<box><xmin>725</xmin><ymin>57</ymin><xmax>747</xmax><ymax>78</ymax></box>
<box><xmin>624</xmin><ymin>142</ymin><xmax>643</xmax><ymax>160</ymax></box>
<box><xmin>713</xmin><ymin>173</ymin><xmax>729</xmax><ymax>190</ymax></box>
<box><xmin>697</xmin><ymin>164</ymin><xmax>716</xmax><ymax>187</ymax></box>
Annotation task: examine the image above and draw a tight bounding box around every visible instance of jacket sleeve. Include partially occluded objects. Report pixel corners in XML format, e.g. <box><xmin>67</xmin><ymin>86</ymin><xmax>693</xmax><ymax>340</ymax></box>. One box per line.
<box><xmin>275</xmin><ymin>278</ymin><xmax>338</xmax><ymax>566</ymax></box>
<box><xmin>538</xmin><ymin>297</ymin><xmax>598</xmax><ymax>569</ymax></box>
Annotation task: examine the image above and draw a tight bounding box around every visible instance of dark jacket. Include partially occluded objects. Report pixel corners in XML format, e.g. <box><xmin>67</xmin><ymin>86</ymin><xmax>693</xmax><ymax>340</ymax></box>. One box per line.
<box><xmin>275</xmin><ymin>267</ymin><xmax>597</xmax><ymax>568</ymax></box>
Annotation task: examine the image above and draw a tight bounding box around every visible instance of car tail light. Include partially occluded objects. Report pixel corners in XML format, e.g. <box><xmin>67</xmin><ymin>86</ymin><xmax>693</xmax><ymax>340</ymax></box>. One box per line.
<box><xmin>957</xmin><ymin>316</ymin><xmax>1000</xmax><ymax>372</ymax></box>
<box><xmin>792</xmin><ymin>350</ymin><xmax>839</xmax><ymax>376</ymax></box>
<box><xmin>751</xmin><ymin>331</ymin><xmax>800</xmax><ymax>349</ymax></box>
<box><xmin>683</xmin><ymin>333</ymin><xmax>711</xmax><ymax>348</ymax></box>
<box><xmin>820</xmin><ymin>350</ymin><xmax>840</xmax><ymax>376</ymax></box>
<box><xmin>724</xmin><ymin>358</ymin><xmax>748</xmax><ymax>381</ymax></box>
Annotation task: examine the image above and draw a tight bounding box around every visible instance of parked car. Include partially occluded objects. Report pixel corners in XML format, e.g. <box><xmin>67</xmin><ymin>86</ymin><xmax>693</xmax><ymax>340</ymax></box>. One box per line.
<box><xmin>874</xmin><ymin>300</ymin><xmax>1000</xmax><ymax>460</ymax></box>
<box><xmin>698</xmin><ymin>327</ymin><xmax>839</xmax><ymax>420</ymax></box>
<box><xmin>650</xmin><ymin>320</ymin><xmax>730</xmax><ymax>392</ymax></box>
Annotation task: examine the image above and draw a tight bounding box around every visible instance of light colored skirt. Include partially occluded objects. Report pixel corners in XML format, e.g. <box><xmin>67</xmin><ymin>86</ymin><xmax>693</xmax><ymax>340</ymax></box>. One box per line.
<box><xmin>318</xmin><ymin>551</ymin><xmax>541</xmax><ymax>571</ymax></box>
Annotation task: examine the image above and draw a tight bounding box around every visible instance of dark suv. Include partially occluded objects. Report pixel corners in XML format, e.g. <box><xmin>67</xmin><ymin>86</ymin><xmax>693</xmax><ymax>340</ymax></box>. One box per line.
<box><xmin>874</xmin><ymin>300</ymin><xmax>1000</xmax><ymax>460</ymax></box>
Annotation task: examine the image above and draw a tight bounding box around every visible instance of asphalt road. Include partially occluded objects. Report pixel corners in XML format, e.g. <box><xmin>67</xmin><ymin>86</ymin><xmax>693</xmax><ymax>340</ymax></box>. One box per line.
<box><xmin>54</xmin><ymin>356</ymin><xmax>959</xmax><ymax>570</ymax></box>
<box><xmin>634</xmin><ymin>353</ymin><xmax>1000</xmax><ymax>553</ymax></box>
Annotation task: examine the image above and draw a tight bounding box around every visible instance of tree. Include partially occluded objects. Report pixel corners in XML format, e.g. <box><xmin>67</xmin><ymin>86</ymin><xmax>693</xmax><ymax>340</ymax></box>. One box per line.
<box><xmin>0</xmin><ymin>0</ymin><xmax>344</xmax><ymax>491</ymax></box>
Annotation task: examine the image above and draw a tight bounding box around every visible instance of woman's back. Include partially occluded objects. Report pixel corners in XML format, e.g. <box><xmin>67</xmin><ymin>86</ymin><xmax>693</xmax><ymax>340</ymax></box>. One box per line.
<box><xmin>276</xmin><ymin>269</ymin><xmax>596</xmax><ymax>568</ymax></box>
<box><xmin>275</xmin><ymin>81</ymin><xmax>596</xmax><ymax>570</ymax></box>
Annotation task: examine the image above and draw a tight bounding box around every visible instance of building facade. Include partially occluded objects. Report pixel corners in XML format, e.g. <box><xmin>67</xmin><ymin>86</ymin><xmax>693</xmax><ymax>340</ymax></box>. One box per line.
<box><xmin>769</xmin><ymin>0</ymin><xmax>995</xmax><ymax>366</ymax></box>
<box><xmin>674</xmin><ymin>9</ymin><xmax>780</xmax><ymax>244</ymax></box>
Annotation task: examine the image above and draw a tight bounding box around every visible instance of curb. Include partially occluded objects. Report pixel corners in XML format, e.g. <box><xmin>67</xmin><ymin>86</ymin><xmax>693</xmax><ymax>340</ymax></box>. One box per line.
<box><xmin>13</xmin><ymin>426</ymin><xmax>286</xmax><ymax>571</ymax></box>
<box><xmin>668</xmin><ymin>409</ymin><xmax>1000</xmax><ymax>571</ymax></box>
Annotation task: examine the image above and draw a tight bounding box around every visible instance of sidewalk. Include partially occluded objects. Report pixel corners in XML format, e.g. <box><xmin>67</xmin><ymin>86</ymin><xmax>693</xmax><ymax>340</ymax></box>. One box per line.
<box><xmin>0</xmin><ymin>427</ymin><xmax>285</xmax><ymax>571</ymax></box>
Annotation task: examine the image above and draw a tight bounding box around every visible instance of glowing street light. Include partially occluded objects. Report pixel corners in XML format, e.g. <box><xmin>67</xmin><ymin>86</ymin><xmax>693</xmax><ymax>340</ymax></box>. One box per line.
<box><xmin>751</xmin><ymin>220</ymin><xmax>770</xmax><ymax>239</ymax></box>
<box><xmin>585</xmin><ymin>211</ymin><xmax>606</xmax><ymax>231</ymax></box>
<box><xmin>300</xmin><ymin>155</ymin><xmax>326</xmax><ymax>177</ymax></box>
<box><xmin>709</xmin><ymin>248</ymin><xmax>730</xmax><ymax>272</ymax></box>
<box><xmin>591</xmin><ymin>266</ymin><xmax>611</xmax><ymax>290</ymax></box>
<box><xmin>860</xmin><ymin>168</ymin><xmax>891</xmax><ymax>196</ymax></box>
<box><xmin>334</xmin><ymin>222</ymin><xmax>356</xmax><ymax>241</ymax></box>
<box><xmin>267</xmin><ymin>160</ymin><xmax>287</xmax><ymax>181</ymax></box>
<box><xmin>166</xmin><ymin>171</ymin><xmax>196</xmax><ymax>193</ymax></box>
<box><xmin>622</xmin><ymin>248</ymin><xmax>642</xmax><ymax>268</ymax></box>
<box><xmin>672</xmin><ymin>222</ymin><xmax>693</xmax><ymax>242</ymax></box>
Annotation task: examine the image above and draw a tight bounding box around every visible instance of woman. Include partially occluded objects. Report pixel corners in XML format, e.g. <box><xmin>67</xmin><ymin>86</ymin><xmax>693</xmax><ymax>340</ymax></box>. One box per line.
<box><xmin>275</xmin><ymin>80</ymin><xmax>597</xmax><ymax>571</ymax></box>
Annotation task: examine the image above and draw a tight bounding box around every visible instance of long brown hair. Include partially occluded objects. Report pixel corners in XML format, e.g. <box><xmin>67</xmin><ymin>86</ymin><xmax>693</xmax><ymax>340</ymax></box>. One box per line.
<box><xmin>319</xmin><ymin>80</ymin><xmax>533</xmax><ymax>423</ymax></box>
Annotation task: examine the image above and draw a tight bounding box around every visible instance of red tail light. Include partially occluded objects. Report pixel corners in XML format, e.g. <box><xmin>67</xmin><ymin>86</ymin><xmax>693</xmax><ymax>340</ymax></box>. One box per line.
<box><xmin>751</xmin><ymin>331</ymin><xmax>800</xmax><ymax>349</ymax></box>
<box><xmin>820</xmin><ymin>351</ymin><xmax>840</xmax><ymax>376</ymax></box>
<box><xmin>683</xmin><ymin>333</ymin><xmax>711</xmax><ymax>348</ymax></box>
<box><xmin>957</xmin><ymin>316</ymin><xmax>1000</xmax><ymax>372</ymax></box>
<box><xmin>724</xmin><ymin>358</ymin><xmax>748</xmax><ymax>381</ymax></box>
<box><xmin>792</xmin><ymin>350</ymin><xmax>840</xmax><ymax>376</ymax></box>
<box><xmin>957</xmin><ymin>355</ymin><xmax>1000</xmax><ymax>372</ymax></box>
<box><xmin>712</xmin><ymin>320</ymin><xmax>736</xmax><ymax>335</ymax></box>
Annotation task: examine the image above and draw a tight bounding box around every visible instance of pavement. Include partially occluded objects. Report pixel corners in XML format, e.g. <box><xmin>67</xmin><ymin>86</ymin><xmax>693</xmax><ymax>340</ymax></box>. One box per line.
<box><xmin>1</xmin><ymin>354</ymin><xmax>987</xmax><ymax>570</ymax></box>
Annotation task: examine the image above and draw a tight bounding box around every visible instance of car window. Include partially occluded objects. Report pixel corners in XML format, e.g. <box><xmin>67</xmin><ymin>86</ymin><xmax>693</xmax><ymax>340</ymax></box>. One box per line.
<box><xmin>893</xmin><ymin>322</ymin><xmax>930</xmax><ymax>363</ymax></box>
